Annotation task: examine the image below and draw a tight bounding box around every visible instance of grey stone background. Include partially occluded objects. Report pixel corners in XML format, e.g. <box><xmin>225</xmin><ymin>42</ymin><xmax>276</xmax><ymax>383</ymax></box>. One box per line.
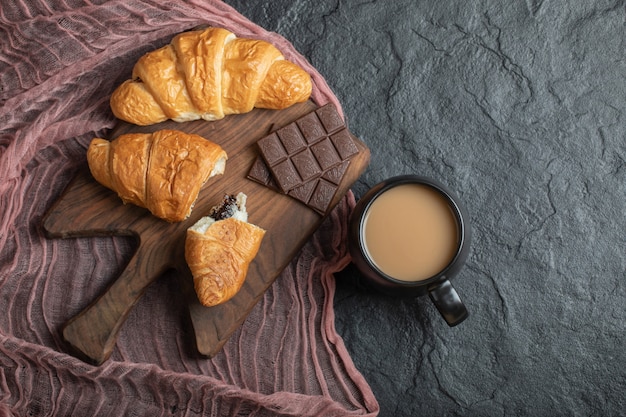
<box><xmin>226</xmin><ymin>1</ymin><xmax>625</xmax><ymax>416</ymax></box>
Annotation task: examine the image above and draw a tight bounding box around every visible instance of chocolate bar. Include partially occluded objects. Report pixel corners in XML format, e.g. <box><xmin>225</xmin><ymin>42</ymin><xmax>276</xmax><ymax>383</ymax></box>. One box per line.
<box><xmin>255</xmin><ymin>104</ymin><xmax>358</xmax><ymax>193</ymax></box>
<box><xmin>248</xmin><ymin>104</ymin><xmax>358</xmax><ymax>215</ymax></box>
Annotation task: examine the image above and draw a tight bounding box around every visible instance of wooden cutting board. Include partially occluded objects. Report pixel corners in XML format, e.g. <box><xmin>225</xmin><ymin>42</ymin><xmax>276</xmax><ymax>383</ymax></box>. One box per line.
<box><xmin>43</xmin><ymin>101</ymin><xmax>370</xmax><ymax>365</ymax></box>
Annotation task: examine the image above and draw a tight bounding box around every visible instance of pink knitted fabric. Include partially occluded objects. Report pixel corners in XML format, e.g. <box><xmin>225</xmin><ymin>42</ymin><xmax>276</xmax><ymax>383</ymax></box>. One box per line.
<box><xmin>0</xmin><ymin>1</ymin><xmax>378</xmax><ymax>415</ymax></box>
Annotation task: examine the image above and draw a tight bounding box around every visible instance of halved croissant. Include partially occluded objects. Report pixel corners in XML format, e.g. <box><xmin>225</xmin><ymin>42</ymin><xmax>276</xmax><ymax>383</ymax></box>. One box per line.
<box><xmin>87</xmin><ymin>129</ymin><xmax>227</xmax><ymax>222</ymax></box>
<box><xmin>110</xmin><ymin>27</ymin><xmax>313</xmax><ymax>126</ymax></box>
<box><xmin>185</xmin><ymin>193</ymin><xmax>265</xmax><ymax>307</ymax></box>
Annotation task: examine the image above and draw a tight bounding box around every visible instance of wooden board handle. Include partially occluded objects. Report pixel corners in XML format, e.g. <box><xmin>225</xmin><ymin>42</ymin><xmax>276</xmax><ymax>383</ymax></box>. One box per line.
<box><xmin>62</xmin><ymin>238</ymin><xmax>178</xmax><ymax>365</ymax></box>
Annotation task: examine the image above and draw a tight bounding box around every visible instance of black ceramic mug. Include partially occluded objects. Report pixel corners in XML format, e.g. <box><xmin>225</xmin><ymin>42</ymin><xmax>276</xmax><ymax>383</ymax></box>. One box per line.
<box><xmin>348</xmin><ymin>175</ymin><xmax>470</xmax><ymax>326</ymax></box>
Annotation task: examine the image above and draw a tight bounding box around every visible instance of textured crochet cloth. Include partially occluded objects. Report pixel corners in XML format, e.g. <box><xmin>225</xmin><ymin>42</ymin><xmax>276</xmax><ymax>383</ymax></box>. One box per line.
<box><xmin>0</xmin><ymin>1</ymin><xmax>378</xmax><ymax>415</ymax></box>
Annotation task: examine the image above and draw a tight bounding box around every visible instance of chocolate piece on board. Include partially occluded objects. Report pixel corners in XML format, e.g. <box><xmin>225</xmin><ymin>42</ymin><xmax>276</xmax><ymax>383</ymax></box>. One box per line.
<box><xmin>248</xmin><ymin>103</ymin><xmax>359</xmax><ymax>215</ymax></box>
<box><xmin>249</xmin><ymin>156</ymin><xmax>353</xmax><ymax>215</ymax></box>
<box><xmin>256</xmin><ymin>133</ymin><xmax>287</xmax><ymax>166</ymax></box>
<box><xmin>310</xmin><ymin>138</ymin><xmax>341</xmax><ymax>171</ymax></box>
<box><xmin>247</xmin><ymin>156</ymin><xmax>279</xmax><ymax>190</ymax></box>
<box><xmin>291</xmin><ymin>148</ymin><xmax>322</xmax><ymax>182</ymax></box>
<box><xmin>315</xmin><ymin>104</ymin><xmax>344</xmax><ymax>134</ymax></box>
<box><xmin>256</xmin><ymin>103</ymin><xmax>356</xmax><ymax>193</ymax></box>
<box><xmin>296</xmin><ymin>111</ymin><xmax>327</xmax><ymax>144</ymax></box>
<box><xmin>307</xmin><ymin>179</ymin><xmax>338</xmax><ymax>214</ymax></box>
<box><xmin>288</xmin><ymin>180</ymin><xmax>317</xmax><ymax>204</ymax></box>
<box><xmin>322</xmin><ymin>160</ymin><xmax>350</xmax><ymax>185</ymax></box>
<box><xmin>330</xmin><ymin>129</ymin><xmax>359</xmax><ymax>160</ymax></box>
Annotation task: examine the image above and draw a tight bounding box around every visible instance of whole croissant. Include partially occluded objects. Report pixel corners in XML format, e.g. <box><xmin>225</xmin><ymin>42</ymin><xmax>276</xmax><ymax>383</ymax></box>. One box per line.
<box><xmin>110</xmin><ymin>27</ymin><xmax>313</xmax><ymax>126</ymax></box>
<box><xmin>87</xmin><ymin>129</ymin><xmax>227</xmax><ymax>222</ymax></box>
<box><xmin>185</xmin><ymin>193</ymin><xmax>265</xmax><ymax>307</ymax></box>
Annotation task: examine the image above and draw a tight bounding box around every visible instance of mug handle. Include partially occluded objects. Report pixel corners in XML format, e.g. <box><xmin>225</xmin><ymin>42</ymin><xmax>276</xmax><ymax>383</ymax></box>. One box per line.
<box><xmin>428</xmin><ymin>280</ymin><xmax>469</xmax><ymax>326</ymax></box>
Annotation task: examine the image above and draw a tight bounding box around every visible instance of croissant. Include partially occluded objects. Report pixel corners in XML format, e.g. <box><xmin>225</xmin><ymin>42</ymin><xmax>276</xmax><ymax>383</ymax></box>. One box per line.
<box><xmin>110</xmin><ymin>27</ymin><xmax>313</xmax><ymax>126</ymax></box>
<box><xmin>185</xmin><ymin>193</ymin><xmax>266</xmax><ymax>307</ymax></box>
<box><xmin>87</xmin><ymin>129</ymin><xmax>227</xmax><ymax>222</ymax></box>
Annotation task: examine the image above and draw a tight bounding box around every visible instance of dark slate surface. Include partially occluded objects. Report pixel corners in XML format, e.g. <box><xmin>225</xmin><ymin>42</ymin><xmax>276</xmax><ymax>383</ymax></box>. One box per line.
<box><xmin>226</xmin><ymin>1</ymin><xmax>626</xmax><ymax>416</ymax></box>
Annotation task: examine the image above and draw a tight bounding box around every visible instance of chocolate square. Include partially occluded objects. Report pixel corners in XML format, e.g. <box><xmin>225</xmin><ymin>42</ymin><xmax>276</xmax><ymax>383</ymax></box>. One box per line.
<box><xmin>322</xmin><ymin>160</ymin><xmax>350</xmax><ymax>185</ymax></box>
<box><xmin>311</xmin><ymin>138</ymin><xmax>341</xmax><ymax>170</ymax></box>
<box><xmin>271</xmin><ymin>159</ymin><xmax>301</xmax><ymax>191</ymax></box>
<box><xmin>308</xmin><ymin>179</ymin><xmax>338</xmax><ymax>214</ymax></box>
<box><xmin>247</xmin><ymin>156</ymin><xmax>273</xmax><ymax>185</ymax></box>
<box><xmin>288</xmin><ymin>180</ymin><xmax>317</xmax><ymax>204</ymax></box>
<box><xmin>316</xmin><ymin>104</ymin><xmax>344</xmax><ymax>134</ymax></box>
<box><xmin>277</xmin><ymin>123</ymin><xmax>307</xmax><ymax>154</ymax></box>
<box><xmin>291</xmin><ymin>148</ymin><xmax>322</xmax><ymax>182</ymax></box>
<box><xmin>296</xmin><ymin>111</ymin><xmax>326</xmax><ymax>144</ymax></box>
<box><xmin>257</xmin><ymin>132</ymin><xmax>287</xmax><ymax>165</ymax></box>
<box><xmin>247</xmin><ymin>157</ymin><xmax>279</xmax><ymax>190</ymax></box>
<box><xmin>249</xmin><ymin>103</ymin><xmax>360</xmax><ymax>215</ymax></box>
<box><xmin>330</xmin><ymin>129</ymin><xmax>359</xmax><ymax>160</ymax></box>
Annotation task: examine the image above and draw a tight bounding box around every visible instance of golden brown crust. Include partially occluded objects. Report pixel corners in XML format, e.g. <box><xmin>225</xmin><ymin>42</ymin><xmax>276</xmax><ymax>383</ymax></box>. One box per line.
<box><xmin>109</xmin><ymin>80</ymin><xmax>168</xmax><ymax>126</ymax></box>
<box><xmin>171</xmin><ymin>27</ymin><xmax>235</xmax><ymax>119</ymax></box>
<box><xmin>108</xmin><ymin>133</ymin><xmax>151</xmax><ymax>208</ymax></box>
<box><xmin>87</xmin><ymin>130</ymin><xmax>227</xmax><ymax>222</ymax></box>
<box><xmin>256</xmin><ymin>60</ymin><xmax>313</xmax><ymax>109</ymax></box>
<box><xmin>146</xmin><ymin>130</ymin><xmax>227</xmax><ymax>221</ymax></box>
<box><xmin>185</xmin><ymin>217</ymin><xmax>265</xmax><ymax>307</ymax></box>
<box><xmin>221</xmin><ymin>38</ymin><xmax>283</xmax><ymax>115</ymax></box>
<box><xmin>110</xmin><ymin>27</ymin><xmax>312</xmax><ymax>125</ymax></box>
<box><xmin>87</xmin><ymin>138</ymin><xmax>114</xmax><ymax>190</ymax></box>
<box><xmin>131</xmin><ymin>45</ymin><xmax>198</xmax><ymax>121</ymax></box>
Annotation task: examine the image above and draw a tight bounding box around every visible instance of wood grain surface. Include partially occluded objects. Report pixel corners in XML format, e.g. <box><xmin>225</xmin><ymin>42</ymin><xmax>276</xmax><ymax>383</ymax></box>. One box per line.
<box><xmin>43</xmin><ymin>101</ymin><xmax>370</xmax><ymax>365</ymax></box>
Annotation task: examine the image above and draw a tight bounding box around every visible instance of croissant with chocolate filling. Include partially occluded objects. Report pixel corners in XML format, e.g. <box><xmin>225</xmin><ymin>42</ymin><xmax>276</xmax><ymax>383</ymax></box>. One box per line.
<box><xmin>110</xmin><ymin>27</ymin><xmax>313</xmax><ymax>126</ymax></box>
<box><xmin>185</xmin><ymin>193</ymin><xmax>265</xmax><ymax>307</ymax></box>
<box><xmin>87</xmin><ymin>129</ymin><xmax>227</xmax><ymax>222</ymax></box>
